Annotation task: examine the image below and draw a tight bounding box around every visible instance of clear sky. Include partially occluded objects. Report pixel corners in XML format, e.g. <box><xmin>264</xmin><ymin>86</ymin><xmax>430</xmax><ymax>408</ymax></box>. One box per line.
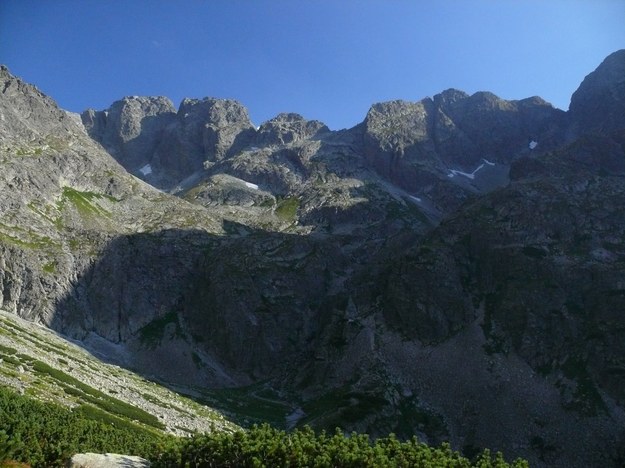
<box><xmin>1</xmin><ymin>1</ymin><xmax>624</xmax><ymax>130</ymax></box>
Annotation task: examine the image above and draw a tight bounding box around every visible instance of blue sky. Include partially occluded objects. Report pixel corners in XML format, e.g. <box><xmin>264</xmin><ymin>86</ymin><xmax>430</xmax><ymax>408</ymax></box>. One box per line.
<box><xmin>1</xmin><ymin>1</ymin><xmax>624</xmax><ymax>130</ymax></box>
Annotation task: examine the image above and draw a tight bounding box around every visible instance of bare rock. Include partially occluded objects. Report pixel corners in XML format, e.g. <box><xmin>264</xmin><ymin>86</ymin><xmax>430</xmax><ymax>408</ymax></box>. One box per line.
<box><xmin>255</xmin><ymin>112</ymin><xmax>329</xmax><ymax>146</ymax></box>
<box><xmin>67</xmin><ymin>453</ymin><xmax>150</xmax><ymax>468</ymax></box>
<box><xmin>81</xmin><ymin>96</ymin><xmax>176</xmax><ymax>170</ymax></box>
<box><xmin>569</xmin><ymin>49</ymin><xmax>625</xmax><ymax>136</ymax></box>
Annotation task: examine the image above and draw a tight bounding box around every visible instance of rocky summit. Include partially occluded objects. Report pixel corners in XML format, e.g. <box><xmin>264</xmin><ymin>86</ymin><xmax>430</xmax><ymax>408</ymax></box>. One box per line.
<box><xmin>1</xmin><ymin>50</ymin><xmax>625</xmax><ymax>467</ymax></box>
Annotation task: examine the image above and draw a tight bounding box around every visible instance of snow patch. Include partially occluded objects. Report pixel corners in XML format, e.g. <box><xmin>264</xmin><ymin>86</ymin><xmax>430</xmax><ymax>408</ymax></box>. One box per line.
<box><xmin>410</xmin><ymin>195</ymin><xmax>422</xmax><ymax>203</ymax></box>
<box><xmin>482</xmin><ymin>158</ymin><xmax>495</xmax><ymax>166</ymax></box>
<box><xmin>244</xmin><ymin>181</ymin><xmax>259</xmax><ymax>190</ymax></box>
<box><xmin>447</xmin><ymin>163</ymin><xmax>485</xmax><ymax>180</ymax></box>
<box><xmin>529</xmin><ymin>140</ymin><xmax>538</xmax><ymax>150</ymax></box>
<box><xmin>139</xmin><ymin>164</ymin><xmax>152</xmax><ymax>176</ymax></box>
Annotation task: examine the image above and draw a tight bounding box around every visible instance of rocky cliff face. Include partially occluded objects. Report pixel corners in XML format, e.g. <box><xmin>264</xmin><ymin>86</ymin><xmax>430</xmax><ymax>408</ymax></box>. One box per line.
<box><xmin>82</xmin><ymin>96</ymin><xmax>256</xmax><ymax>190</ymax></box>
<box><xmin>0</xmin><ymin>64</ymin><xmax>222</xmax><ymax>369</ymax></box>
<box><xmin>81</xmin><ymin>96</ymin><xmax>177</xmax><ymax>171</ymax></box>
<box><xmin>1</xmin><ymin>50</ymin><xmax>625</xmax><ymax>468</ymax></box>
<box><xmin>569</xmin><ymin>49</ymin><xmax>625</xmax><ymax>137</ymax></box>
<box><xmin>360</xmin><ymin>89</ymin><xmax>565</xmax><ymax>215</ymax></box>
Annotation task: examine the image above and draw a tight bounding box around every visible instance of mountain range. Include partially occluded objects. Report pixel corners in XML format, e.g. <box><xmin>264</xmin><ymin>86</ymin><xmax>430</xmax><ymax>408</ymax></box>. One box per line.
<box><xmin>0</xmin><ymin>49</ymin><xmax>624</xmax><ymax>467</ymax></box>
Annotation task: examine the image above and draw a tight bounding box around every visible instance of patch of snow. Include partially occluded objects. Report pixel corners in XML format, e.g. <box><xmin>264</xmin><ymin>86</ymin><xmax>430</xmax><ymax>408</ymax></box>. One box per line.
<box><xmin>250</xmin><ymin>146</ymin><xmax>259</xmax><ymax>151</ymax></box>
<box><xmin>529</xmin><ymin>140</ymin><xmax>538</xmax><ymax>150</ymax></box>
<box><xmin>482</xmin><ymin>158</ymin><xmax>495</xmax><ymax>166</ymax></box>
<box><xmin>410</xmin><ymin>195</ymin><xmax>422</xmax><ymax>203</ymax></box>
<box><xmin>184</xmin><ymin>113</ymin><xmax>189</xmax><ymax>118</ymax></box>
<box><xmin>245</xmin><ymin>181</ymin><xmax>259</xmax><ymax>190</ymax></box>
<box><xmin>139</xmin><ymin>164</ymin><xmax>152</xmax><ymax>176</ymax></box>
<box><xmin>447</xmin><ymin>163</ymin><xmax>485</xmax><ymax>180</ymax></box>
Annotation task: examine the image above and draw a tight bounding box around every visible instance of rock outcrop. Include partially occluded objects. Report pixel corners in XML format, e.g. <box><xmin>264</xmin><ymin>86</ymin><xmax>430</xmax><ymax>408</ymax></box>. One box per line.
<box><xmin>68</xmin><ymin>453</ymin><xmax>150</xmax><ymax>468</ymax></box>
<box><xmin>255</xmin><ymin>112</ymin><xmax>329</xmax><ymax>146</ymax></box>
<box><xmin>82</xmin><ymin>97</ymin><xmax>256</xmax><ymax>189</ymax></box>
<box><xmin>81</xmin><ymin>96</ymin><xmax>176</xmax><ymax>170</ymax></box>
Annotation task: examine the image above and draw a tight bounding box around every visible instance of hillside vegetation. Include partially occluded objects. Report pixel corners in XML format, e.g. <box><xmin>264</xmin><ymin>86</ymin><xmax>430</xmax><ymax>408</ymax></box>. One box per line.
<box><xmin>0</xmin><ymin>386</ymin><xmax>527</xmax><ymax>468</ymax></box>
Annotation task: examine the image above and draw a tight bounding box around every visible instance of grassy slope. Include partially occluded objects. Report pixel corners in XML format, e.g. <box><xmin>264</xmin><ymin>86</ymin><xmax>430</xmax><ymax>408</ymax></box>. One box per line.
<box><xmin>0</xmin><ymin>309</ymin><xmax>237</xmax><ymax>437</ymax></box>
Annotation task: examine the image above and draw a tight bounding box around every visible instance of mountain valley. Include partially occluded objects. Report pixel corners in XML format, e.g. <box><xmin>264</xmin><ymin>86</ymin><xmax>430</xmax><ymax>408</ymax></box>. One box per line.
<box><xmin>1</xmin><ymin>50</ymin><xmax>625</xmax><ymax>467</ymax></box>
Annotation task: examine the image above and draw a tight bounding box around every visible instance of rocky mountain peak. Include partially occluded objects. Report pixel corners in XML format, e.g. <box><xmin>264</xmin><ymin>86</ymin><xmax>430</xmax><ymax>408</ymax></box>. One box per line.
<box><xmin>0</xmin><ymin>66</ymin><xmax>84</xmax><ymax>143</ymax></box>
<box><xmin>80</xmin><ymin>96</ymin><xmax>256</xmax><ymax>189</ymax></box>
<box><xmin>432</xmin><ymin>88</ymin><xmax>470</xmax><ymax>106</ymax></box>
<box><xmin>255</xmin><ymin>112</ymin><xmax>329</xmax><ymax>146</ymax></box>
<box><xmin>569</xmin><ymin>49</ymin><xmax>625</xmax><ymax>135</ymax></box>
<box><xmin>172</xmin><ymin>97</ymin><xmax>255</xmax><ymax>166</ymax></box>
<box><xmin>178</xmin><ymin>97</ymin><xmax>253</xmax><ymax>128</ymax></box>
<box><xmin>359</xmin><ymin>88</ymin><xmax>566</xmax><ymax>208</ymax></box>
<box><xmin>364</xmin><ymin>99</ymin><xmax>432</xmax><ymax>146</ymax></box>
<box><xmin>467</xmin><ymin>91</ymin><xmax>514</xmax><ymax>109</ymax></box>
<box><xmin>81</xmin><ymin>95</ymin><xmax>176</xmax><ymax>169</ymax></box>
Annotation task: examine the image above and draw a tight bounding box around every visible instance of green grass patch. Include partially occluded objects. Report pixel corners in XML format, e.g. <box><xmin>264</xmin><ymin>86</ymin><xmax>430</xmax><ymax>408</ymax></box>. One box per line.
<box><xmin>0</xmin><ymin>226</ymin><xmax>58</xmax><ymax>250</ymax></box>
<box><xmin>197</xmin><ymin>384</ymin><xmax>293</xmax><ymax>428</ymax></box>
<box><xmin>2</xmin><ymin>322</ymin><xmax>76</xmax><ymax>361</ymax></box>
<box><xmin>76</xmin><ymin>403</ymin><xmax>162</xmax><ymax>434</ymax></box>
<box><xmin>32</xmin><ymin>360</ymin><xmax>163</xmax><ymax>429</ymax></box>
<box><xmin>27</xmin><ymin>201</ymin><xmax>58</xmax><ymax>225</ymax></box>
<box><xmin>32</xmin><ymin>360</ymin><xmax>89</xmax><ymax>389</ymax></box>
<box><xmin>0</xmin><ymin>344</ymin><xmax>17</xmax><ymax>355</ymax></box>
<box><xmin>0</xmin><ymin>354</ymin><xmax>21</xmax><ymax>366</ymax></box>
<box><xmin>275</xmin><ymin>196</ymin><xmax>300</xmax><ymax>222</ymax></box>
<box><xmin>81</xmin><ymin>392</ymin><xmax>164</xmax><ymax>430</ymax></box>
<box><xmin>258</xmin><ymin>198</ymin><xmax>276</xmax><ymax>208</ymax></box>
<box><xmin>299</xmin><ymin>388</ymin><xmax>388</xmax><ymax>428</ymax></box>
<box><xmin>57</xmin><ymin>187</ymin><xmax>118</xmax><ymax>218</ymax></box>
<box><xmin>14</xmin><ymin>146</ymin><xmax>43</xmax><ymax>156</ymax></box>
<box><xmin>142</xmin><ymin>392</ymin><xmax>170</xmax><ymax>408</ymax></box>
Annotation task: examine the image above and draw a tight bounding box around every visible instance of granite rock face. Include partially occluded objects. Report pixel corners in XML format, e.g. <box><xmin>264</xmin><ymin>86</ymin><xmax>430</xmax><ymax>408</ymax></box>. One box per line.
<box><xmin>360</xmin><ymin>90</ymin><xmax>565</xmax><ymax>214</ymax></box>
<box><xmin>0</xmin><ymin>64</ymin><xmax>222</xmax><ymax>364</ymax></box>
<box><xmin>82</xmin><ymin>96</ymin><xmax>255</xmax><ymax>189</ymax></box>
<box><xmin>0</xmin><ymin>65</ymin><xmax>86</xmax><ymax>143</ymax></box>
<box><xmin>255</xmin><ymin>112</ymin><xmax>329</xmax><ymax>146</ymax></box>
<box><xmin>82</xmin><ymin>96</ymin><xmax>176</xmax><ymax>170</ymax></box>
